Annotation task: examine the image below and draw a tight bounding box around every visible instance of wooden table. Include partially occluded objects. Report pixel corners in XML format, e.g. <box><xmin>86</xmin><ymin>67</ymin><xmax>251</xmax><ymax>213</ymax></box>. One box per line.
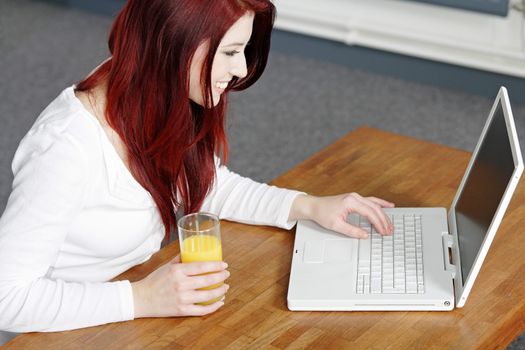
<box><xmin>4</xmin><ymin>127</ymin><xmax>525</xmax><ymax>349</ymax></box>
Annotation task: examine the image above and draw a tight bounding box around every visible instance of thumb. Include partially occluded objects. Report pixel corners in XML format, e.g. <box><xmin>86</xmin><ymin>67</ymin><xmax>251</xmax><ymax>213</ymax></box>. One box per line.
<box><xmin>335</xmin><ymin>222</ymin><xmax>368</xmax><ymax>239</ymax></box>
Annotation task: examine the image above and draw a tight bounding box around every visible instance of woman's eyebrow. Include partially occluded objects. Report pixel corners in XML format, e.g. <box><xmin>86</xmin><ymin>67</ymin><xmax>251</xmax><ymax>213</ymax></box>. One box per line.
<box><xmin>220</xmin><ymin>42</ymin><xmax>246</xmax><ymax>48</ymax></box>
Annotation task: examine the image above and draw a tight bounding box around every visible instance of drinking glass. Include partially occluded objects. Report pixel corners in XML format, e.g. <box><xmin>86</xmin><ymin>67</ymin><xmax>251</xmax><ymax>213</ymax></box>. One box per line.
<box><xmin>177</xmin><ymin>212</ymin><xmax>223</xmax><ymax>305</ymax></box>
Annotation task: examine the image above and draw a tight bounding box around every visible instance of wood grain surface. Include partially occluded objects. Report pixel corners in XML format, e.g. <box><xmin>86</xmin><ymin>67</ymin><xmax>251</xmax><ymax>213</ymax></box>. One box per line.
<box><xmin>4</xmin><ymin>126</ymin><xmax>524</xmax><ymax>349</ymax></box>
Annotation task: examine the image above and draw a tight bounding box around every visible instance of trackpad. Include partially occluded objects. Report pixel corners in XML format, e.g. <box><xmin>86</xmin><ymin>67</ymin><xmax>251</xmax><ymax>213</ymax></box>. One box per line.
<box><xmin>324</xmin><ymin>239</ymin><xmax>353</xmax><ymax>263</ymax></box>
<box><xmin>303</xmin><ymin>240</ymin><xmax>324</xmax><ymax>263</ymax></box>
<box><xmin>303</xmin><ymin>239</ymin><xmax>353</xmax><ymax>263</ymax></box>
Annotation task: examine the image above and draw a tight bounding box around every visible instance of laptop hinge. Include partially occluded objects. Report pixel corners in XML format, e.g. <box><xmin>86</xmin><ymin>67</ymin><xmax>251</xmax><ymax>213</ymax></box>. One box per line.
<box><xmin>442</xmin><ymin>233</ymin><xmax>456</xmax><ymax>278</ymax></box>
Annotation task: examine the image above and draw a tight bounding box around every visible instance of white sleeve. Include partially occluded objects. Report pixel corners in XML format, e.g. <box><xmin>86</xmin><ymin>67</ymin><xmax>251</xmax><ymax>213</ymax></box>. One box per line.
<box><xmin>0</xmin><ymin>130</ymin><xmax>134</xmax><ymax>332</ymax></box>
<box><xmin>200</xmin><ymin>157</ymin><xmax>305</xmax><ymax>229</ymax></box>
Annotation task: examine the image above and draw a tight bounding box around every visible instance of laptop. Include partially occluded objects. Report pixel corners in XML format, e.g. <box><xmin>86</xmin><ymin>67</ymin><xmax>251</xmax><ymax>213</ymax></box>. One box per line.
<box><xmin>287</xmin><ymin>87</ymin><xmax>524</xmax><ymax>311</ymax></box>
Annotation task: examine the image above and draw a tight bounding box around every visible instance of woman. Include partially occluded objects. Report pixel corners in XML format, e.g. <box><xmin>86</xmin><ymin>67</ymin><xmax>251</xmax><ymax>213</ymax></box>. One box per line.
<box><xmin>0</xmin><ymin>0</ymin><xmax>394</xmax><ymax>332</ymax></box>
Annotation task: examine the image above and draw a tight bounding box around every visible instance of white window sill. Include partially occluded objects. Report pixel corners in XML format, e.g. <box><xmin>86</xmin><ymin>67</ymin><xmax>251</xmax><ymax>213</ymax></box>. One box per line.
<box><xmin>274</xmin><ymin>0</ymin><xmax>525</xmax><ymax>78</ymax></box>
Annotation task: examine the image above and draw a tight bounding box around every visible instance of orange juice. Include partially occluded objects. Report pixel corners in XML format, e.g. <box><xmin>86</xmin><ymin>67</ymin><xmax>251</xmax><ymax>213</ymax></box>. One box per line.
<box><xmin>180</xmin><ymin>234</ymin><xmax>223</xmax><ymax>305</ymax></box>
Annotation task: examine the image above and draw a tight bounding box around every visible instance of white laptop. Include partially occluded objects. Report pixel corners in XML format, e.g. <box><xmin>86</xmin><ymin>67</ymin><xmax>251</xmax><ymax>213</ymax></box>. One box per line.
<box><xmin>287</xmin><ymin>87</ymin><xmax>524</xmax><ymax>311</ymax></box>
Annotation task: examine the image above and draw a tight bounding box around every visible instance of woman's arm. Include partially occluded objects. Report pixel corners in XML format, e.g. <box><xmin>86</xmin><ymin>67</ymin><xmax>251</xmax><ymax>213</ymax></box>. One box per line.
<box><xmin>0</xmin><ymin>129</ymin><xmax>135</xmax><ymax>332</ymax></box>
<box><xmin>202</xmin><ymin>158</ymin><xmax>394</xmax><ymax>237</ymax></box>
<box><xmin>200</xmin><ymin>157</ymin><xmax>305</xmax><ymax>229</ymax></box>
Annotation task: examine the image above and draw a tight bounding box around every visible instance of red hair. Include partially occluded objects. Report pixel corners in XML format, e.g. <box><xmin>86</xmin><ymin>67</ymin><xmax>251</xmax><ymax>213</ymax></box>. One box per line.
<box><xmin>76</xmin><ymin>0</ymin><xmax>276</xmax><ymax>240</ymax></box>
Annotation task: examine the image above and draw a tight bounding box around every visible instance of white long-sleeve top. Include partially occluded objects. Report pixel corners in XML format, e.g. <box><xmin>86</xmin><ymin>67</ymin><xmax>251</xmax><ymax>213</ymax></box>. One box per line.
<box><xmin>0</xmin><ymin>86</ymin><xmax>303</xmax><ymax>333</ymax></box>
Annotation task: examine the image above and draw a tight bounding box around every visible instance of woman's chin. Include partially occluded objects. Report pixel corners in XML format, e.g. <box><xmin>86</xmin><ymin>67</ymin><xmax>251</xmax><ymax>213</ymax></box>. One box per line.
<box><xmin>211</xmin><ymin>93</ymin><xmax>222</xmax><ymax>107</ymax></box>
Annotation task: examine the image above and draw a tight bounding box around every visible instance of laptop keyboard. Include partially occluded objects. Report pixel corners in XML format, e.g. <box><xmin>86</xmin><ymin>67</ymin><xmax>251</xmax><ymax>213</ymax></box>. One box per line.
<box><xmin>356</xmin><ymin>214</ymin><xmax>425</xmax><ymax>294</ymax></box>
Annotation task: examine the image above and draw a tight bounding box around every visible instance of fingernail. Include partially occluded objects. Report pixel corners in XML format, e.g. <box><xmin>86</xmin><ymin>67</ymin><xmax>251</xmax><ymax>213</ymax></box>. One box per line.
<box><xmin>222</xmin><ymin>262</ymin><xmax>228</xmax><ymax>269</ymax></box>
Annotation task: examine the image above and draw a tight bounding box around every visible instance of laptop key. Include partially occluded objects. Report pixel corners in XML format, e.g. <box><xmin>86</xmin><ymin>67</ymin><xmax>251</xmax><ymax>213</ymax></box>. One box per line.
<box><xmin>371</xmin><ymin>278</ymin><xmax>382</xmax><ymax>293</ymax></box>
<box><xmin>358</xmin><ymin>235</ymin><xmax>371</xmax><ymax>265</ymax></box>
<box><xmin>407</xmin><ymin>284</ymin><xmax>418</xmax><ymax>294</ymax></box>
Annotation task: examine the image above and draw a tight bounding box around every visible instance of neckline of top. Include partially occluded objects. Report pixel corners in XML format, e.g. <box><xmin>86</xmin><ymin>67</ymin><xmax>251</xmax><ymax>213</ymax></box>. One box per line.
<box><xmin>65</xmin><ymin>85</ymin><xmax>150</xmax><ymax>195</ymax></box>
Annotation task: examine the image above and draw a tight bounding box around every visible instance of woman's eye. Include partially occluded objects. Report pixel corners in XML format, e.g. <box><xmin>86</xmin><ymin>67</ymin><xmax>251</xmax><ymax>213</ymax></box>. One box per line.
<box><xmin>224</xmin><ymin>50</ymin><xmax>240</xmax><ymax>57</ymax></box>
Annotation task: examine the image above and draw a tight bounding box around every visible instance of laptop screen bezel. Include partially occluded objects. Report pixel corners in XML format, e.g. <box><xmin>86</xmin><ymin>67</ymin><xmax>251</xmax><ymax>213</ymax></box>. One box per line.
<box><xmin>447</xmin><ymin>87</ymin><xmax>524</xmax><ymax>308</ymax></box>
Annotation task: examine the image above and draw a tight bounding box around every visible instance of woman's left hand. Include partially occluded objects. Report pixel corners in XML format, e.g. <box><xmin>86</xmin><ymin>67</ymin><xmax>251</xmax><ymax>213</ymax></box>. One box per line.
<box><xmin>289</xmin><ymin>193</ymin><xmax>395</xmax><ymax>239</ymax></box>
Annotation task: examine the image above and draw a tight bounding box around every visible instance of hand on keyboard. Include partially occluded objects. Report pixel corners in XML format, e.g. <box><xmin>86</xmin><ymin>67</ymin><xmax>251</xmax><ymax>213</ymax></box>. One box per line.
<box><xmin>290</xmin><ymin>193</ymin><xmax>395</xmax><ymax>239</ymax></box>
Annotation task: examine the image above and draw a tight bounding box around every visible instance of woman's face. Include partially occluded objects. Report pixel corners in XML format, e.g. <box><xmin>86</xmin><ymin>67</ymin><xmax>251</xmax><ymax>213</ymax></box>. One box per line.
<box><xmin>189</xmin><ymin>12</ymin><xmax>255</xmax><ymax>107</ymax></box>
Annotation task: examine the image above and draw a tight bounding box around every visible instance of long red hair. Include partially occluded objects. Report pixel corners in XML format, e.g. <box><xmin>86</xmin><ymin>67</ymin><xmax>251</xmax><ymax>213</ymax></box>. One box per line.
<box><xmin>76</xmin><ymin>0</ymin><xmax>276</xmax><ymax>240</ymax></box>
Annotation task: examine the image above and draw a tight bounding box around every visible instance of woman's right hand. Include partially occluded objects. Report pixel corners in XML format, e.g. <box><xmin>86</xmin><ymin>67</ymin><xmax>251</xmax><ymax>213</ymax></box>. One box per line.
<box><xmin>131</xmin><ymin>255</ymin><xmax>230</xmax><ymax>318</ymax></box>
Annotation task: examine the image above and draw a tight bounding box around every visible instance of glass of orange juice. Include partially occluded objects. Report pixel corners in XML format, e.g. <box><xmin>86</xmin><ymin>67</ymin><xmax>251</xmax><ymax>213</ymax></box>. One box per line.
<box><xmin>177</xmin><ymin>212</ymin><xmax>223</xmax><ymax>305</ymax></box>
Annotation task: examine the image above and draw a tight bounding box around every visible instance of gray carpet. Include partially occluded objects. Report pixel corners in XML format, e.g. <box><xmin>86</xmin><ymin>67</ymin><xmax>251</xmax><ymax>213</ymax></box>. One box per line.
<box><xmin>0</xmin><ymin>0</ymin><xmax>524</xmax><ymax>348</ymax></box>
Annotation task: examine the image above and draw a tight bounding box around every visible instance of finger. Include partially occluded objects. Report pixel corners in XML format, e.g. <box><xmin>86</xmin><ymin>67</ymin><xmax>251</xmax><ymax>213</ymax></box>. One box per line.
<box><xmin>366</xmin><ymin>200</ymin><xmax>393</xmax><ymax>235</ymax></box>
<box><xmin>181</xmin><ymin>261</ymin><xmax>228</xmax><ymax>276</ymax></box>
<box><xmin>171</xmin><ymin>254</ymin><xmax>182</xmax><ymax>264</ymax></box>
<box><xmin>367</xmin><ymin>196</ymin><xmax>395</xmax><ymax>208</ymax></box>
<box><xmin>181</xmin><ymin>283</ymin><xmax>230</xmax><ymax>305</ymax></box>
<box><xmin>334</xmin><ymin>221</ymin><xmax>368</xmax><ymax>239</ymax></box>
<box><xmin>353</xmin><ymin>197</ymin><xmax>391</xmax><ymax>235</ymax></box>
<box><xmin>366</xmin><ymin>197</ymin><xmax>395</xmax><ymax>233</ymax></box>
<box><xmin>181</xmin><ymin>300</ymin><xmax>225</xmax><ymax>316</ymax></box>
<box><xmin>185</xmin><ymin>270</ymin><xmax>230</xmax><ymax>290</ymax></box>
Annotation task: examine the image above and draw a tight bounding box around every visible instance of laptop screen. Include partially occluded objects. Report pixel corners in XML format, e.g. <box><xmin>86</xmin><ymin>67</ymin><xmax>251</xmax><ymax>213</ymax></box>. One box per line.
<box><xmin>454</xmin><ymin>103</ymin><xmax>516</xmax><ymax>282</ymax></box>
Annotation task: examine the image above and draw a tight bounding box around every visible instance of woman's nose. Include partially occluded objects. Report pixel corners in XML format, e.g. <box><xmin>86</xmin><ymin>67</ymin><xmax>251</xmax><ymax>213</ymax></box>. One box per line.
<box><xmin>230</xmin><ymin>54</ymin><xmax>248</xmax><ymax>79</ymax></box>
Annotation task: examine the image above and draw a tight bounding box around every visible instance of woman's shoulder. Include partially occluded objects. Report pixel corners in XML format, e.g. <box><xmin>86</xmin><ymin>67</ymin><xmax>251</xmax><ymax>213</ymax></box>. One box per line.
<box><xmin>30</xmin><ymin>86</ymin><xmax>101</xmax><ymax>145</ymax></box>
<box><xmin>13</xmin><ymin>86</ymin><xmax>104</xmax><ymax>173</ymax></box>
